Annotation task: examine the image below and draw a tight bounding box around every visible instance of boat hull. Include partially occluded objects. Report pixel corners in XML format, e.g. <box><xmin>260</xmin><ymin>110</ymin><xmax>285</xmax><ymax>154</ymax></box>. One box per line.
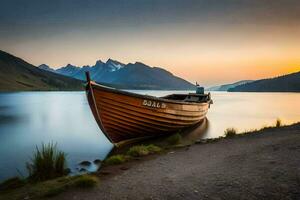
<box><xmin>86</xmin><ymin>82</ymin><xmax>210</xmax><ymax>144</ymax></box>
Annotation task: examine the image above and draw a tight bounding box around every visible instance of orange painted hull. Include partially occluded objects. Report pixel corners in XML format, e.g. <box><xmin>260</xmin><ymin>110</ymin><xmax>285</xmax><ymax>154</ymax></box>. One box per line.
<box><xmin>86</xmin><ymin>82</ymin><xmax>211</xmax><ymax>144</ymax></box>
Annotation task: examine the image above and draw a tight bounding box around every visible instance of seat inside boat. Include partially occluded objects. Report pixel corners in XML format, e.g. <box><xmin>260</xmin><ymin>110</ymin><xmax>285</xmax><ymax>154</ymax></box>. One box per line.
<box><xmin>161</xmin><ymin>93</ymin><xmax>210</xmax><ymax>103</ymax></box>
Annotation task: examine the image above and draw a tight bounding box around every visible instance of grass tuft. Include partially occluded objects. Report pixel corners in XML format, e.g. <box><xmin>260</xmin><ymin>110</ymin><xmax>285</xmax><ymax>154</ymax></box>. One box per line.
<box><xmin>104</xmin><ymin>155</ymin><xmax>126</xmax><ymax>165</ymax></box>
<box><xmin>146</xmin><ymin>144</ymin><xmax>162</xmax><ymax>153</ymax></box>
<box><xmin>276</xmin><ymin>118</ymin><xmax>282</xmax><ymax>128</ymax></box>
<box><xmin>0</xmin><ymin>170</ymin><xmax>99</xmax><ymax>199</ymax></box>
<box><xmin>127</xmin><ymin>145</ymin><xmax>149</xmax><ymax>157</ymax></box>
<box><xmin>41</xmin><ymin>175</ymin><xmax>98</xmax><ymax>197</ymax></box>
<box><xmin>166</xmin><ymin>133</ymin><xmax>182</xmax><ymax>145</ymax></box>
<box><xmin>26</xmin><ymin>142</ymin><xmax>68</xmax><ymax>182</ymax></box>
<box><xmin>224</xmin><ymin>128</ymin><xmax>237</xmax><ymax>137</ymax></box>
<box><xmin>72</xmin><ymin>175</ymin><xmax>99</xmax><ymax>188</ymax></box>
<box><xmin>0</xmin><ymin>177</ymin><xmax>25</xmax><ymax>191</ymax></box>
<box><xmin>127</xmin><ymin>144</ymin><xmax>162</xmax><ymax>157</ymax></box>
<box><xmin>43</xmin><ymin>186</ymin><xmax>66</xmax><ymax>197</ymax></box>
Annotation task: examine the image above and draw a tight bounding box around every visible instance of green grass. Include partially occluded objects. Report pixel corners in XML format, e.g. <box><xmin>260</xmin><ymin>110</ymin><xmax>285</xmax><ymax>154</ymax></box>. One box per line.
<box><xmin>43</xmin><ymin>186</ymin><xmax>66</xmax><ymax>197</ymax></box>
<box><xmin>0</xmin><ymin>175</ymin><xmax>100</xmax><ymax>199</ymax></box>
<box><xmin>0</xmin><ymin>177</ymin><xmax>25</xmax><ymax>191</ymax></box>
<box><xmin>72</xmin><ymin>175</ymin><xmax>99</xmax><ymax>188</ymax></box>
<box><xmin>224</xmin><ymin>128</ymin><xmax>237</xmax><ymax>137</ymax></box>
<box><xmin>127</xmin><ymin>144</ymin><xmax>162</xmax><ymax>157</ymax></box>
<box><xmin>166</xmin><ymin>133</ymin><xmax>182</xmax><ymax>145</ymax></box>
<box><xmin>104</xmin><ymin>145</ymin><xmax>162</xmax><ymax>166</ymax></box>
<box><xmin>127</xmin><ymin>145</ymin><xmax>149</xmax><ymax>157</ymax></box>
<box><xmin>146</xmin><ymin>144</ymin><xmax>162</xmax><ymax>153</ymax></box>
<box><xmin>26</xmin><ymin>142</ymin><xmax>68</xmax><ymax>182</ymax></box>
<box><xmin>104</xmin><ymin>155</ymin><xmax>127</xmax><ymax>165</ymax></box>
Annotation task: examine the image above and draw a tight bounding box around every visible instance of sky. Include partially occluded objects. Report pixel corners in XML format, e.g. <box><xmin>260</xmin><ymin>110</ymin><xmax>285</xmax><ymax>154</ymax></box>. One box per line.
<box><xmin>1</xmin><ymin>0</ymin><xmax>300</xmax><ymax>86</ymax></box>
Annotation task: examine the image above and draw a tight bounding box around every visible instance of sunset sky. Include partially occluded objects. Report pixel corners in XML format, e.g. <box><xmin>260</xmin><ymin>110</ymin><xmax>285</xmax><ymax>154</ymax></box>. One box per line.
<box><xmin>1</xmin><ymin>0</ymin><xmax>300</xmax><ymax>86</ymax></box>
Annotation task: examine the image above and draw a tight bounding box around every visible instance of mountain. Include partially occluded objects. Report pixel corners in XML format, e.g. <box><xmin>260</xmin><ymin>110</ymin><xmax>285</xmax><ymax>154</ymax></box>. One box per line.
<box><xmin>0</xmin><ymin>50</ymin><xmax>83</xmax><ymax>91</ymax></box>
<box><xmin>39</xmin><ymin>59</ymin><xmax>195</xmax><ymax>90</ymax></box>
<box><xmin>38</xmin><ymin>64</ymin><xmax>56</xmax><ymax>73</ymax></box>
<box><xmin>228</xmin><ymin>71</ymin><xmax>300</xmax><ymax>92</ymax></box>
<box><xmin>101</xmin><ymin>62</ymin><xmax>194</xmax><ymax>89</ymax></box>
<box><xmin>56</xmin><ymin>64</ymin><xmax>81</xmax><ymax>77</ymax></box>
<box><xmin>206</xmin><ymin>80</ymin><xmax>253</xmax><ymax>91</ymax></box>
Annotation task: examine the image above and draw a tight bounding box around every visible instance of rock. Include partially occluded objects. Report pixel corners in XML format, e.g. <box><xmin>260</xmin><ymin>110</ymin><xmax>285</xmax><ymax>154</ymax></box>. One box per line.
<box><xmin>79</xmin><ymin>168</ymin><xmax>87</xmax><ymax>172</ymax></box>
<box><xmin>79</xmin><ymin>161</ymin><xmax>91</xmax><ymax>166</ymax></box>
<box><xmin>94</xmin><ymin>159</ymin><xmax>102</xmax><ymax>165</ymax></box>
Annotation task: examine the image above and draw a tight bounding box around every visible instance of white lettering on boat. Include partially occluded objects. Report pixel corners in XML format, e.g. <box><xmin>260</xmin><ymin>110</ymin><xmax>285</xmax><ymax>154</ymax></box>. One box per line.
<box><xmin>142</xmin><ymin>100</ymin><xmax>166</xmax><ymax>109</ymax></box>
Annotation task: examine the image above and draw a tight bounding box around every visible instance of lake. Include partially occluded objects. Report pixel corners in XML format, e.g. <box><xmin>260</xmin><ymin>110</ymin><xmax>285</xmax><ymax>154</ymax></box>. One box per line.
<box><xmin>0</xmin><ymin>91</ymin><xmax>299</xmax><ymax>181</ymax></box>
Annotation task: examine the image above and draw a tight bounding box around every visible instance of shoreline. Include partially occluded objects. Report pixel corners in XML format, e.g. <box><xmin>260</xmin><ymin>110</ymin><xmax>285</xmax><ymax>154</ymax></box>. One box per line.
<box><xmin>70</xmin><ymin>123</ymin><xmax>300</xmax><ymax>200</ymax></box>
<box><xmin>66</xmin><ymin>122</ymin><xmax>300</xmax><ymax>200</ymax></box>
<box><xmin>1</xmin><ymin>122</ymin><xmax>300</xmax><ymax>199</ymax></box>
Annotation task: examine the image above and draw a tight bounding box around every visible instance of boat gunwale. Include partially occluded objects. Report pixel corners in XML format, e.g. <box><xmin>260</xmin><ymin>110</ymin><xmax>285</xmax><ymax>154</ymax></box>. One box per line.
<box><xmin>90</xmin><ymin>82</ymin><xmax>211</xmax><ymax>106</ymax></box>
<box><xmin>96</xmin><ymin>91</ymin><xmax>209</xmax><ymax>114</ymax></box>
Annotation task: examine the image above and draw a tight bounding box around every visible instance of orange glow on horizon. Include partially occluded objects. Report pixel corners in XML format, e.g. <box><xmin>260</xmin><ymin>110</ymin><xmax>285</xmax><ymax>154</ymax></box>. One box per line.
<box><xmin>3</xmin><ymin>22</ymin><xmax>300</xmax><ymax>86</ymax></box>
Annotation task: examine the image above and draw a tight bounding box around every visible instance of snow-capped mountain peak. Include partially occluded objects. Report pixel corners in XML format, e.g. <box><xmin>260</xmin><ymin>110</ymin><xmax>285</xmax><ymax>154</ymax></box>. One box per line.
<box><xmin>106</xmin><ymin>58</ymin><xmax>125</xmax><ymax>72</ymax></box>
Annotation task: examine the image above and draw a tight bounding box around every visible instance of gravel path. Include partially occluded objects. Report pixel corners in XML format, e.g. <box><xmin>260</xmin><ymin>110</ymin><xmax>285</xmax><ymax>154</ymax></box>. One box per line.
<box><xmin>58</xmin><ymin>124</ymin><xmax>300</xmax><ymax>200</ymax></box>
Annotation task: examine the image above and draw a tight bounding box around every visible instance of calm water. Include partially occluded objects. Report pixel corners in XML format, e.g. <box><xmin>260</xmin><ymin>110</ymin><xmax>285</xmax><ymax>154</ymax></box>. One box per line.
<box><xmin>0</xmin><ymin>91</ymin><xmax>299</xmax><ymax>180</ymax></box>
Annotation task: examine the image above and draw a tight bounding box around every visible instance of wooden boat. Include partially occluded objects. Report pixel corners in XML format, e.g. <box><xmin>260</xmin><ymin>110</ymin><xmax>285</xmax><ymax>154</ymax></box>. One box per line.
<box><xmin>85</xmin><ymin>72</ymin><xmax>212</xmax><ymax>145</ymax></box>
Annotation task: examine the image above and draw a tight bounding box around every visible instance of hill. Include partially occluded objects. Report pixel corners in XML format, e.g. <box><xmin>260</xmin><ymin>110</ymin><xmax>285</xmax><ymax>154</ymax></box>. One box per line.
<box><xmin>39</xmin><ymin>60</ymin><xmax>195</xmax><ymax>90</ymax></box>
<box><xmin>0</xmin><ymin>50</ymin><xmax>83</xmax><ymax>91</ymax></box>
<box><xmin>206</xmin><ymin>80</ymin><xmax>253</xmax><ymax>91</ymax></box>
<box><xmin>228</xmin><ymin>71</ymin><xmax>300</xmax><ymax>92</ymax></box>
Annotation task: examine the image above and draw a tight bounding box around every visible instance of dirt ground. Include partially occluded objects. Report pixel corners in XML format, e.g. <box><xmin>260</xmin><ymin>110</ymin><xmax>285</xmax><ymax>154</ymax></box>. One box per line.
<box><xmin>57</xmin><ymin>123</ymin><xmax>300</xmax><ymax>200</ymax></box>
